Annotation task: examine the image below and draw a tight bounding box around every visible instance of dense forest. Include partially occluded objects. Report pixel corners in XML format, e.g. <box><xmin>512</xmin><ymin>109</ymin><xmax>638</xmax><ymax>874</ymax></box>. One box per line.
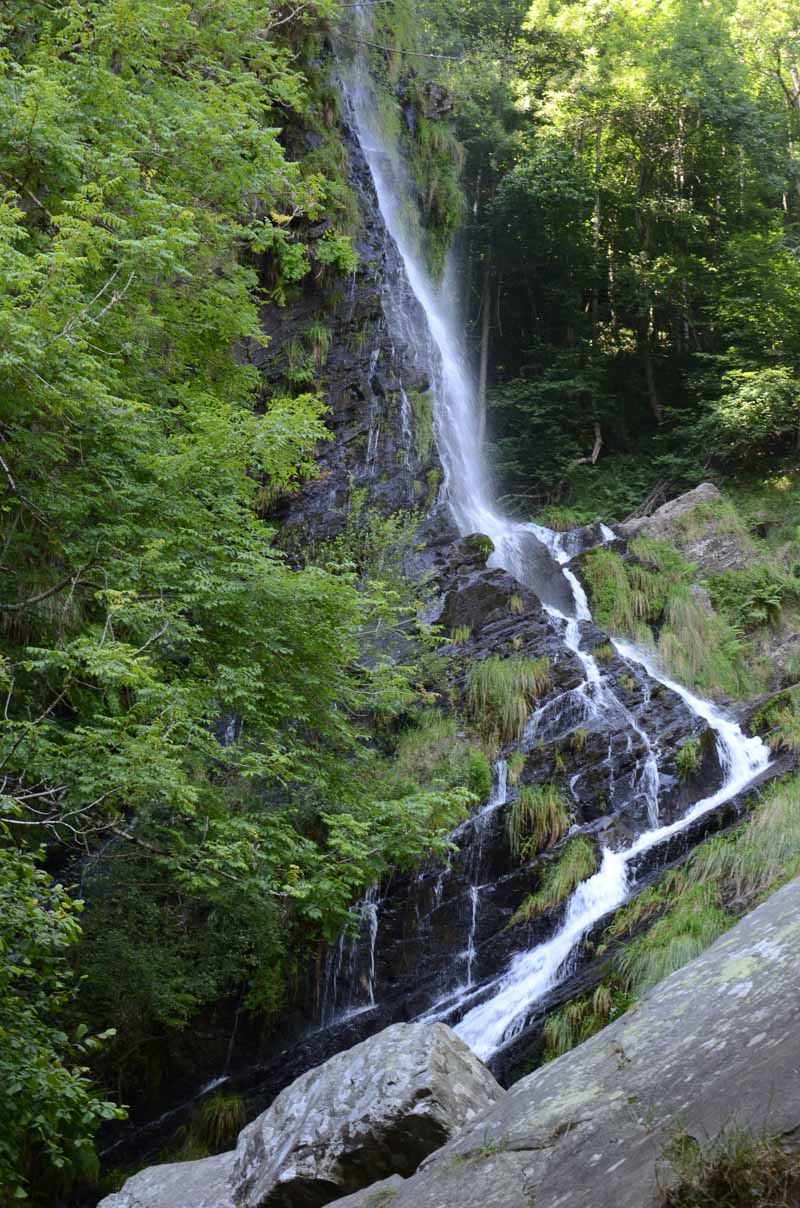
<box><xmin>2</xmin><ymin>0</ymin><xmax>800</xmax><ymax>1204</ymax></box>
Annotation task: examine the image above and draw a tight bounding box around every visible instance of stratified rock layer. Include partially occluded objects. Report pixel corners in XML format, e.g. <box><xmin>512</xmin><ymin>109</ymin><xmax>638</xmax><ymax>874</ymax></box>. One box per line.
<box><xmin>334</xmin><ymin>874</ymin><xmax>800</xmax><ymax>1208</ymax></box>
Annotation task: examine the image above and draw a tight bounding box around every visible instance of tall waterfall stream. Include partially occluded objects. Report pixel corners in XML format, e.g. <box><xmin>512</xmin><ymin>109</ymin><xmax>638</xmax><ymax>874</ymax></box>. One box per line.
<box><xmin>330</xmin><ymin>26</ymin><xmax>772</xmax><ymax>1066</ymax></box>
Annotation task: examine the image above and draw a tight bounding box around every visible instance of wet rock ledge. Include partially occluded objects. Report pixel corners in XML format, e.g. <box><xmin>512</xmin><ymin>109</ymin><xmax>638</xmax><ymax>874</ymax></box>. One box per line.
<box><xmin>103</xmin><ymin>875</ymin><xmax>800</xmax><ymax>1208</ymax></box>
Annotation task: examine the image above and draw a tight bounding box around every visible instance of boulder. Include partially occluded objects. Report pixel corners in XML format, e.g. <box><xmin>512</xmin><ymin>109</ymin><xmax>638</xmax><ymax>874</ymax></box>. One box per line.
<box><xmin>99</xmin><ymin>1023</ymin><xmax>502</xmax><ymax>1208</ymax></box>
<box><xmin>618</xmin><ymin>483</ymin><xmax>753</xmax><ymax>575</ymax></box>
<box><xmin>231</xmin><ymin>1021</ymin><xmax>502</xmax><ymax>1208</ymax></box>
<box><xmin>345</xmin><ymin>875</ymin><xmax>800</xmax><ymax>1208</ymax></box>
<box><xmin>99</xmin><ymin>1153</ymin><xmax>235</xmax><ymax>1208</ymax></box>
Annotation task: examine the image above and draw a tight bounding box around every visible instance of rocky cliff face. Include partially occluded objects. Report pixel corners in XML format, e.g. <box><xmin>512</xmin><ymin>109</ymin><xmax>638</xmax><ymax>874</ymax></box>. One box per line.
<box><xmin>248</xmin><ymin>104</ymin><xmax>447</xmax><ymax>550</ymax></box>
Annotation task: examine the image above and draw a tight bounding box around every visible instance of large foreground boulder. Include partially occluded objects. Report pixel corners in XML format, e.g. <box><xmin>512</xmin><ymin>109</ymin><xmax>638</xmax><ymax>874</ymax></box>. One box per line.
<box><xmin>100</xmin><ymin>1022</ymin><xmax>502</xmax><ymax>1208</ymax></box>
<box><xmin>332</xmin><ymin>875</ymin><xmax>800</xmax><ymax>1208</ymax></box>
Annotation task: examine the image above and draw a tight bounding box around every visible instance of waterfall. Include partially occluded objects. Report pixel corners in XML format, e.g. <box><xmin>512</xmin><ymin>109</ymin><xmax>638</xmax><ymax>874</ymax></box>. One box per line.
<box><xmin>338</xmin><ymin>19</ymin><xmax>771</xmax><ymax>1065</ymax></box>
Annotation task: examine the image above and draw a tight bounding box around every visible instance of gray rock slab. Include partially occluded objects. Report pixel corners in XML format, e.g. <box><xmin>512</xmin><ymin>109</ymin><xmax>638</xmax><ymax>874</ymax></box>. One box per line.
<box><xmin>370</xmin><ymin>876</ymin><xmax>800</xmax><ymax>1208</ymax></box>
<box><xmin>231</xmin><ymin>1021</ymin><xmax>503</xmax><ymax>1208</ymax></box>
<box><xmin>99</xmin><ymin>1152</ymin><xmax>235</xmax><ymax>1208</ymax></box>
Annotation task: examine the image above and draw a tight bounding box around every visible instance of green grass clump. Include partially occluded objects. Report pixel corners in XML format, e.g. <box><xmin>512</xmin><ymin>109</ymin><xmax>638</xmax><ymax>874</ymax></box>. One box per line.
<box><xmin>769</xmin><ymin>692</ymin><xmax>800</xmax><ymax>753</ymax></box>
<box><xmin>467</xmin><ymin>655</ymin><xmax>552</xmax><ymax>746</ymax></box>
<box><xmin>583</xmin><ymin>547</ymin><xmax>640</xmax><ymax>634</ymax></box>
<box><xmin>593</xmin><ymin>642</ymin><xmax>615</xmax><ymax>665</ymax></box>
<box><xmin>536</xmin><ymin>505</ymin><xmax>585</xmax><ymax>532</ymax></box>
<box><xmin>508</xmin><ymin>784</ymin><xmax>571</xmax><ymax>859</ymax></box>
<box><xmin>450</xmin><ymin>624</ymin><xmax>472</xmax><ymax>646</ymax></box>
<box><xmin>584</xmin><ymin>536</ymin><xmax>760</xmax><ymax>700</ymax></box>
<box><xmin>616</xmin><ymin>882</ymin><xmax>729</xmax><ymax>996</ymax></box>
<box><xmin>389</xmin><ymin>710</ymin><xmax>492</xmax><ymax>801</ymax></box>
<box><xmin>507</xmin><ymin>750</ymin><xmax>526</xmax><ymax>786</ymax></box>
<box><xmin>659</xmin><ymin>1128</ymin><xmax>800</xmax><ymax>1208</ymax></box>
<box><xmin>543</xmin><ymin>983</ymin><xmax>630</xmax><ymax>1061</ymax></box>
<box><xmin>409</xmin><ymin>388</ymin><xmax>434</xmax><ymax>462</ymax></box>
<box><xmin>198</xmin><ymin>1092</ymin><xmax>247</xmax><ymax>1150</ymax></box>
<box><xmin>675</xmin><ymin>737</ymin><xmax>701</xmax><ymax>779</ymax></box>
<box><xmin>689</xmin><ymin>777</ymin><xmax>800</xmax><ymax>903</ymax></box>
<box><xmin>511</xmin><ymin>836</ymin><xmax>598</xmax><ymax>925</ymax></box>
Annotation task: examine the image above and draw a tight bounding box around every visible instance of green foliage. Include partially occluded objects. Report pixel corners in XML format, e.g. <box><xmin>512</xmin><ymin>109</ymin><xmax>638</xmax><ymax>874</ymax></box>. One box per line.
<box><xmin>466</xmin><ymin>656</ymin><xmax>552</xmax><ymax>745</ymax></box>
<box><xmin>451</xmin><ymin>625</ymin><xmax>473</xmax><ymax>645</ymax></box>
<box><xmin>507</xmin><ymin>751</ymin><xmax>527</xmax><ymax>786</ymax></box>
<box><xmin>409</xmin><ymin>389</ymin><xmax>435</xmax><ymax>462</ymax></box>
<box><xmin>0</xmin><ymin>844</ymin><xmax>123</xmax><ymax>1201</ymax></box>
<box><xmin>0</xmin><ymin>2</ymin><xmax>465</xmax><ymax>1192</ymax></box>
<box><xmin>709</xmin><ymin>564</ymin><xmax>800</xmax><ymax>630</ymax></box>
<box><xmin>511</xmin><ymin>836</ymin><xmax>598</xmax><ymax>925</ymax></box>
<box><xmin>198</xmin><ymin>1093</ymin><xmax>248</xmax><ymax>1151</ymax></box>
<box><xmin>507</xmin><ymin>784</ymin><xmax>571</xmax><ymax>859</ymax></box>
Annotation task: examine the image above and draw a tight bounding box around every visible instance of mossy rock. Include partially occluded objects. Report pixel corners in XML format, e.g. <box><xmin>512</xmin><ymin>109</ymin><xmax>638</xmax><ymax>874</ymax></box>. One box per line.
<box><xmin>462</xmin><ymin>533</ymin><xmax>496</xmax><ymax>563</ymax></box>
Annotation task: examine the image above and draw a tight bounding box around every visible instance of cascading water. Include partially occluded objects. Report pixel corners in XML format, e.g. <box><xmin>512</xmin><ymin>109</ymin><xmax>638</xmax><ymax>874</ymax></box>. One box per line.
<box><xmin>337</xmin><ymin>17</ymin><xmax>771</xmax><ymax>1066</ymax></box>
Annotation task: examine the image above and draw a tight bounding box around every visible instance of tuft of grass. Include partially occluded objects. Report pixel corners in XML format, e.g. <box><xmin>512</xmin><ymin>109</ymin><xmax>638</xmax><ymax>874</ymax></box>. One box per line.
<box><xmin>659</xmin><ymin>1128</ymin><xmax>800</xmax><ymax>1208</ymax></box>
<box><xmin>594</xmin><ymin>642</ymin><xmax>616</xmax><ymax>665</ymax></box>
<box><xmin>467</xmin><ymin>655</ymin><xmax>552</xmax><ymax>746</ymax></box>
<box><xmin>616</xmin><ymin>882</ymin><xmax>729</xmax><ymax>996</ymax></box>
<box><xmin>688</xmin><ymin>777</ymin><xmax>800</xmax><ymax>903</ymax></box>
<box><xmin>571</xmin><ymin>728</ymin><xmax>589</xmax><ymax>752</ymax></box>
<box><xmin>511</xmin><ymin>836</ymin><xmax>598</xmax><ymax>925</ymax></box>
<box><xmin>584</xmin><ymin>539</ymin><xmax>761</xmax><ymax>700</ymax></box>
<box><xmin>508</xmin><ymin>784</ymin><xmax>571</xmax><ymax>859</ymax></box>
<box><xmin>450</xmin><ymin>624</ymin><xmax>472</xmax><ymax>646</ymax></box>
<box><xmin>536</xmin><ymin>505</ymin><xmax>584</xmax><ymax>532</ymax></box>
<box><xmin>388</xmin><ymin>710</ymin><xmax>492</xmax><ymax>801</ymax></box>
<box><xmin>198</xmin><ymin>1092</ymin><xmax>247</xmax><ymax>1150</ymax></box>
<box><xmin>675</xmin><ymin>737</ymin><xmax>701</xmax><ymax>779</ymax></box>
<box><xmin>507</xmin><ymin>750</ymin><xmax>526</xmax><ymax>786</ymax></box>
<box><xmin>509</xmin><ymin>593</ymin><xmax>525</xmax><ymax>615</ymax></box>
<box><xmin>768</xmin><ymin>690</ymin><xmax>800</xmax><ymax>753</ymax></box>
<box><xmin>542</xmin><ymin>983</ymin><xmax>629</xmax><ymax>1061</ymax></box>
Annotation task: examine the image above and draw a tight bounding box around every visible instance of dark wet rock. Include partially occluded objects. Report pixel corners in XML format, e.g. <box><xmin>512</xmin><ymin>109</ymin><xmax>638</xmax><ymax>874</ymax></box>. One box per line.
<box><xmin>501</xmin><ymin>528</ymin><xmax>577</xmax><ymax>616</ymax></box>
<box><xmin>100</xmin><ymin>1025</ymin><xmax>502</xmax><ymax>1208</ymax></box>
<box><xmin>359</xmin><ymin>877</ymin><xmax>800</xmax><ymax>1208</ymax></box>
<box><xmin>259</xmin><ymin>114</ymin><xmax>443</xmax><ymax>551</ymax></box>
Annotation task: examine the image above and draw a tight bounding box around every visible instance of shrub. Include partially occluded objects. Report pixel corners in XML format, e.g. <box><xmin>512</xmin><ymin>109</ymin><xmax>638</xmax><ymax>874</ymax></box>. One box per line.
<box><xmin>467</xmin><ymin>656</ymin><xmax>552</xmax><ymax>745</ymax></box>
<box><xmin>507</xmin><ymin>784</ymin><xmax>572</xmax><ymax>859</ymax></box>
<box><xmin>511</xmin><ymin>836</ymin><xmax>598</xmax><ymax>924</ymax></box>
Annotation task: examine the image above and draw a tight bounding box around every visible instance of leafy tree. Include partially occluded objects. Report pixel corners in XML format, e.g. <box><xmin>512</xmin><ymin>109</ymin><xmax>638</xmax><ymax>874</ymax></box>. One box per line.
<box><xmin>0</xmin><ymin>842</ymin><xmax>123</xmax><ymax>1202</ymax></box>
